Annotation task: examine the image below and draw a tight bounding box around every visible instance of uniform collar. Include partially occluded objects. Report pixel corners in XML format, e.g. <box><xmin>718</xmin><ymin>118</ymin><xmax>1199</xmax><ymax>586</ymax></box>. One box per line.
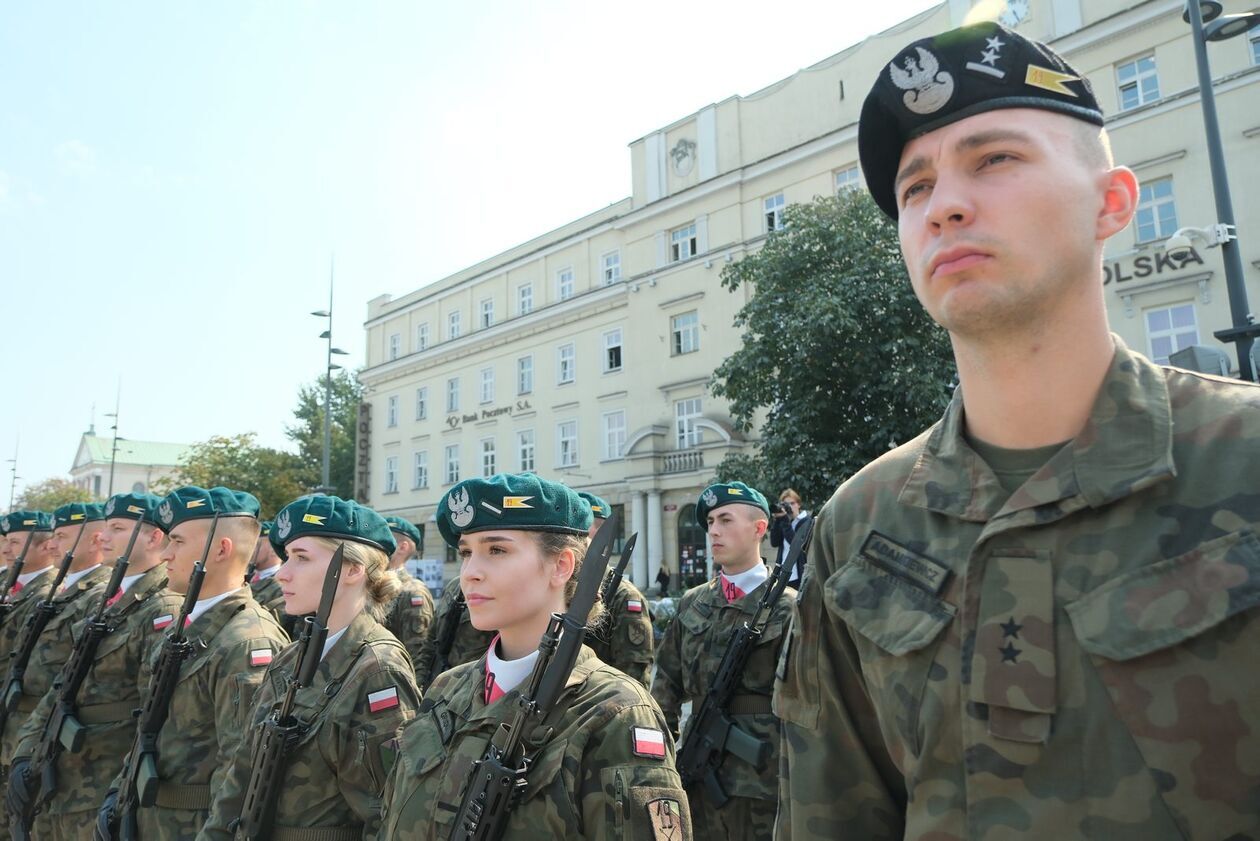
<box><xmin>899</xmin><ymin>335</ymin><xmax>1175</xmax><ymax>522</ymax></box>
<box><xmin>462</xmin><ymin>644</ymin><xmax>600</xmax><ymax>724</ymax></box>
<box><xmin>55</xmin><ymin>563</ymin><xmax>110</xmax><ymax>600</ymax></box>
<box><xmin>697</xmin><ymin>574</ymin><xmax>769</xmax><ymax>616</ymax></box>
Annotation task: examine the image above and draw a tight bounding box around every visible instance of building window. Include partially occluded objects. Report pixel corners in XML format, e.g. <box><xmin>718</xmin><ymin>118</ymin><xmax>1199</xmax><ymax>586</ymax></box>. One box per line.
<box><xmin>446</xmin><ymin>377</ymin><xmax>459</xmax><ymax>413</ymax></box>
<box><xmin>557</xmin><ymin>421</ymin><xmax>578</xmax><ymax>467</ymax></box>
<box><xmin>1117</xmin><ymin>54</ymin><xmax>1159</xmax><ymax>111</ymax></box>
<box><xmin>480</xmin><ymin>367</ymin><xmax>494</xmax><ymax>404</ymax></box>
<box><xmin>416</xmin><ymin>323</ymin><xmax>429</xmax><ymax>351</ymax></box>
<box><xmin>517</xmin><ymin>355</ymin><xmax>534</xmax><ymax>395</ymax></box>
<box><xmin>835</xmin><ymin>165</ymin><xmax>862</xmax><ymax>195</ymax></box>
<box><xmin>518</xmin><ymin>283</ymin><xmax>533</xmax><ymax>315</ymax></box>
<box><xmin>448</xmin><ymin>310</ymin><xmax>461</xmax><ymax>340</ymax></box>
<box><xmin>676</xmin><ymin>398</ymin><xmax>703</xmax><ymax>448</ymax></box>
<box><xmin>481</xmin><ymin>438</ymin><xmax>497</xmax><ymax>477</ymax></box>
<box><xmin>1145</xmin><ymin>303</ymin><xmax>1199</xmax><ymax>365</ymax></box>
<box><xmin>480</xmin><ymin>298</ymin><xmax>494</xmax><ymax>329</ymax></box>
<box><xmin>1251</xmin><ymin>26</ymin><xmax>1260</xmax><ymax>65</ymax></box>
<box><xmin>445</xmin><ymin>445</ymin><xmax>460</xmax><ymax>485</ymax></box>
<box><xmin>93</xmin><ymin>475</ymin><xmax>101</xmax><ymax>497</ymax></box>
<box><xmin>517</xmin><ymin>429</ymin><xmax>535</xmax><ymax>472</ymax></box>
<box><xmin>1136</xmin><ymin>178</ymin><xmax>1178</xmax><ymax>243</ymax></box>
<box><xmin>603</xmin><ymin>410</ymin><xmax>626</xmax><ymax>460</ymax></box>
<box><xmin>671</xmin><ymin>311</ymin><xmax>700</xmax><ymax>355</ymax></box>
<box><xmin>764</xmin><ymin>193</ymin><xmax>786</xmax><ymax>233</ymax></box>
<box><xmin>388</xmin><ymin>333</ymin><xmax>401</xmax><ymax>361</ymax></box>
<box><xmin>413</xmin><ymin>451</ymin><xmax>428</xmax><ymax>489</ymax></box>
<box><xmin>670</xmin><ymin>224</ymin><xmax>697</xmax><ymax>262</ymax></box>
<box><xmin>386</xmin><ymin>395</ymin><xmax>399</xmax><ymax>428</ymax></box>
<box><xmin>384</xmin><ymin>456</ymin><xmax>399</xmax><ymax>493</ymax></box>
<box><xmin>557</xmin><ymin>268</ymin><xmax>575</xmax><ymax>301</ymax></box>
<box><xmin>557</xmin><ymin>343</ymin><xmax>576</xmax><ymax>384</ymax></box>
<box><xmin>601</xmin><ymin>251</ymin><xmax>621</xmax><ymax>285</ymax></box>
<box><xmin>415</xmin><ymin>387</ymin><xmax>428</xmax><ymax>421</ymax></box>
<box><xmin>603</xmin><ymin>328</ymin><xmax>623</xmax><ymax>373</ymax></box>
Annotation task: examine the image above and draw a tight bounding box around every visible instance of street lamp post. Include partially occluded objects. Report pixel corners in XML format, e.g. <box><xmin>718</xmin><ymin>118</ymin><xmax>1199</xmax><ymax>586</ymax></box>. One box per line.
<box><xmin>1181</xmin><ymin>0</ymin><xmax>1260</xmax><ymax>381</ymax></box>
<box><xmin>312</xmin><ymin>260</ymin><xmax>350</xmax><ymax>495</ymax></box>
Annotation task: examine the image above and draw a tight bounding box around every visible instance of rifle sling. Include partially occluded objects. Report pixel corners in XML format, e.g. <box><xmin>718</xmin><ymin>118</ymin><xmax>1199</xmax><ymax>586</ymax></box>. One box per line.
<box><xmin>74</xmin><ymin>699</ymin><xmax>139</xmax><ymax>725</ymax></box>
<box><xmin>725</xmin><ymin>694</ymin><xmax>773</xmax><ymax>716</ymax></box>
<box><xmin>153</xmin><ymin>781</ymin><xmax>211</xmax><ymax>810</ymax></box>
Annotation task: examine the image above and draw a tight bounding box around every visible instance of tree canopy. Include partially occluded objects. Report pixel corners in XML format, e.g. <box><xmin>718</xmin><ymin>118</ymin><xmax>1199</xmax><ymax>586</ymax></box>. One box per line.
<box><xmin>284</xmin><ymin>369</ymin><xmax>364</xmax><ymax>497</ymax></box>
<box><xmin>154</xmin><ymin>433</ymin><xmax>309</xmax><ymax>519</ymax></box>
<box><xmin>14</xmin><ymin>477</ymin><xmax>92</xmax><ymax>512</ymax></box>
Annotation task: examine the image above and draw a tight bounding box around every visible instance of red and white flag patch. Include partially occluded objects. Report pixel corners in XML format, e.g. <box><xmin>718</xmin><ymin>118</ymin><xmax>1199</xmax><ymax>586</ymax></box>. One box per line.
<box><xmin>410</xmin><ymin>596</ymin><xmax>427</xmax><ymax>607</ymax></box>
<box><xmin>153</xmin><ymin>614</ymin><xmax>174</xmax><ymax>631</ymax></box>
<box><xmin>368</xmin><ymin>686</ymin><xmax>400</xmax><ymax>713</ymax></box>
<box><xmin>626</xmin><ymin>599</ymin><xmax>643</xmax><ymax>614</ymax></box>
<box><xmin>632</xmin><ymin>726</ymin><xmax>666</xmax><ymax>759</ymax></box>
<box><xmin>249</xmin><ymin>649</ymin><xmax>273</xmax><ymax>668</ymax></box>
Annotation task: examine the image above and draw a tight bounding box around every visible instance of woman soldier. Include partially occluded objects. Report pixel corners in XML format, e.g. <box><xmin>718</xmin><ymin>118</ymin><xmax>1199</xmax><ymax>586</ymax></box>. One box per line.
<box><xmin>380</xmin><ymin>473</ymin><xmax>692</xmax><ymax>840</ymax></box>
<box><xmin>200</xmin><ymin>495</ymin><xmax>421</xmax><ymax>840</ymax></box>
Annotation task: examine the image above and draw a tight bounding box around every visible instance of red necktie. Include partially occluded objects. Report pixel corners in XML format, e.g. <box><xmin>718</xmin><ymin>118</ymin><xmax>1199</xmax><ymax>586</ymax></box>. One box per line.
<box><xmin>251</xmin><ymin>572</ymin><xmax>261</xmax><ymax>584</ymax></box>
<box><xmin>9</xmin><ymin>582</ymin><xmax>22</xmax><ymax>595</ymax></box>
<box><xmin>483</xmin><ymin>670</ymin><xmax>504</xmax><ymax>704</ymax></box>
<box><xmin>721</xmin><ymin>578</ymin><xmax>745</xmax><ymax>603</ymax></box>
<box><xmin>106</xmin><ymin>588</ymin><xmax>123</xmax><ymax>607</ymax></box>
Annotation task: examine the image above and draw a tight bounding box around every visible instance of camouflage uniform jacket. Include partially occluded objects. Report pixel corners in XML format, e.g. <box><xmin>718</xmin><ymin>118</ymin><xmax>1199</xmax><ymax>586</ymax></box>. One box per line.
<box><xmin>651</xmin><ymin>573</ymin><xmax>793</xmax><ymax>803</ymax></box>
<box><xmin>587</xmin><ymin>578</ymin><xmax>655</xmax><ymax>688</ymax></box>
<box><xmin>775</xmin><ymin>339</ymin><xmax>1260</xmax><ymax>840</ymax></box>
<box><xmin>200</xmin><ymin>612</ymin><xmax>420</xmax><ymax>840</ymax></box>
<box><xmin>0</xmin><ymin>567</ymin><xmax>58</xmax><ymax>765</ymax></box>
<box><xmin>248</xmin><ymin>571</ymin><xmax>289</xmax><ymax>630</ymax></box>
<box><xmin>380</xmin><ymin>645</ymin><xmax>692</xmax><ymax>840</ymax></box>
<box><xmin>14</xmin><ymin>563</ymin><xmax>181</xmax><ymax>815</ymax></box>
<box><xmin>413</xmin><ymin>583</ymin><xmax>495</xmax><ymax>690</ymax></box>
<box><xmin>383</xmin><ymin>567</ymin><xmax>435</xmax><ymax>673</ymax></box>
<box><xmin>114</xmin><ymin>587</ymin><xmax>289</xmax><ymax>838</ymax></box>
<box><xmin>1</xmin><ymin>563</ymin><xmax>113</xmax><ymax>763</ymax></box>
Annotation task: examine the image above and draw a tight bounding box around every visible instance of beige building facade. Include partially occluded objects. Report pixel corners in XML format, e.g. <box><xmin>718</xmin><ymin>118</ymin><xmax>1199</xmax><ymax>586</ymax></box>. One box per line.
<box><xmin>359</xmin><ymin>0</ymin><xmax>1260</xmax><ymax>590</ymax></box>
<box><xmin>69</xmin><ymin>432</ymin><xmax>188</xmax><ymax>501</ymax></box>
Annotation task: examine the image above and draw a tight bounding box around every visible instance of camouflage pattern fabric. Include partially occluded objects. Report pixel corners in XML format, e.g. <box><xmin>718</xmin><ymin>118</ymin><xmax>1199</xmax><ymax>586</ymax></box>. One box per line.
<box><xmin>0</xmin><ymin>568</ymin><xmax>55</xmax><ymax>831</ymax></box>
<box><xmin>248</xmin><ymin>572</ymin><xmax>290</xmax><ymax>632</ymax></box>
<box><xmin>775</xmin><ymin>338</ymin><xmax>1260</xmax><ymax>839</ymax></box>
<box><xmin>651</xmin><ymin>574</ymin><xmax>792</xmax><ymax>841</ymax></box>
<box><xmin>413</xmin><ymin>583</ymin><xmax>495</xmax><ymax>689</ymax></box>
<box><xmin>14</xmin><ymin>565</ymin><xmax>181</xmax><ymax>836</ymax></box>
<box><xmin>201</xmin><ymin>612</ymin><xmax>419</xmax><ymax>839</ymax></box>
<box><xmin>383</xmin><ymin>566</ymin><xmax>436</xmax><ymax>673</ymax></box>
<box><xmin>587</xmin><ymin>578</ymin><xmax>655</xmax><ymax>688</ymax></box>
<box><xmin>381</xmin><ymin>645</ymin><xmax>693</xmax><ymax>840</ymax></box>
<box><xmin>113</xmin><ymin>587</ymin><xmax>288</xmax><ymax>840</ymax></box>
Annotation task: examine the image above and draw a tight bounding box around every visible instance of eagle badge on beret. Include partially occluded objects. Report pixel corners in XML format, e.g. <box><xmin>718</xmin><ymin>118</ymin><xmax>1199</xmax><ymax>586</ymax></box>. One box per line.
<box><xmin>889</xmin><ymin>46</ymin><xmax>954</xmax><ymax>115</ymax></box>
<box><xmin>105</xmin><ymin>498</ymin><xmax>116</xmax><ymax>517</ymax></box>
<box><xmin>448</xmin><ymin>487</ymin><xmax>475</xmax><ymax>529</ymax></box>
<box><xmin>1</xmin><ymin>517</ymin><xmax>8</xmax><ymax>532</ymax></box>
<box><xmin>276</xmin><ymin>509</ymin><xmax>292</xmax><ymax>539</ymax></box>
<box><xmin>158</xmin><ymin>501</ymin><xmax>174</xmax><ymax>526</ymax></box>
<box><xmin>701</xmin><ymin>488</ymin><xmax>718</xmax><ymax>509</ymax></box>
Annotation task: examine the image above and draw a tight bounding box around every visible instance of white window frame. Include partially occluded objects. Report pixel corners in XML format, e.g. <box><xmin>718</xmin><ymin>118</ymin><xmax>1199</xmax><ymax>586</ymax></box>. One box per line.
<box><xmin>671</xmin><ymin>311</ymin><xmax>700</xmax><ymax>356</ymax></box>
<box><xmin>764</xmin><ymin>193</ymin><xmax>786</xmax><ymax>233</ymax></box>
<box><xmin>517</xmin><ymin>355</ymin><xmax>534</xmax><ymax>395</ymax></box>
<box><xmin>481</xmin><ymin>437</ymin><xmax>497</xmax><ymax>477</ymax></box>
<box><xmin>518</xmin><ymin>283</ymin><xmax>533</xmax><ymax>315</ymax></box>
<box><xmin>480</xmin><ymin>367</ymin><xmax>494</xmax><ymax>404</ymax></box>
<box><xmin>446</xmin><ymin>377</ymin><xmax>459</xmax><ymax>414</ymax></box>
<box><xmin>447</xmin><ymin>310</ymin><xmax>461</xmax><ymax>340</ymax></box>
<box><xmin>444</xmin><ymin>444</ymin><xmax>460</xmax><ymax>485</ymax></box>
<box><xmin>835</xmin><ymin>165</ymin><xmax>862</xmax><ymax>195</ymax></box>
<box><xmin>386</xmin><ymin>395</ymin><xmax>399</xmax><ymax>428</ymax></box>
<box><xmin>1135</xmin><ymin>177</ymin><xmax>1178</xmax><ymax>243</ymax></box>
<box><xmin>479</xmin><ymin>298</ymin><xmax>494</xmax><ymax>329</ymax></box>
<box><xmin>602</xmin><ymin>328</ymin><xmax>623</xmax><ymax>373</ymax></box>
<box><xmin>517</xmin><ymin>429</ymin><xmax>535</xmax><ymax>472</ymax></box>
<box><xmin>601</xmin><ymin>251</ymin><xmax>621</xmax><ymax>285</ymax></box>
<box><xmin>1251</xmin><ymin>26</ymin><xmax>1260</xmax><ymax>66</ymax></box>
<box><xmin>1145</xmin><ymin>302</ymin><xmax>1200</xmax><ymax>365</ymax></box>
<box><xmin>675</xmin><ymin>398</ymin><xmax>703</xmax><ymax>449</ymax></box>
<box><xmin>413</xmin><ymin>451</ymin><xmax>428</xmax><ymax>489</ymax></box>
<box><xmin>384</xmin><ymin>455</ymin><xmax>399</xmax><ymax>494</ymax></box>
<box><xmin>416</xmin><ymin>322</ymin><xmax>429</xmax><ymax>351</ymax></box>
<box><xmin>388</xmin><ymin>332</ymin><xmax>401</xmax><ymax>361</ymax></box>
<box><xmin>556</xmin><ymin>420</ymin><xmax>579</xmax><ymax>468</ymax></box>
<box><xmin>602</xmin><ymin>410</ymin><xmax>627</xmax><ymax>460</ymax></box>
<box><xmin>557</xmin><ymin>343</ymin><xmax>576</xmax><ymax>385</ymax></box>
<box><xmin>670</xmin><ymin>224</ymin><xmax>697</xmax><ymax>262</ymax></box>
<box><xmin>1117</xmin><ymin>54</ymin><xmax>1160</xmax><ymax>111</ymax></box>
<box><xmin>415</xmin><ymin>386</ymin><xmax>428</xmax><ymax>421</ymax></box>
<box><xmin>556</xmin><ymin>267</ymin><xmax>575</xmax><ymax>301</ymax></box>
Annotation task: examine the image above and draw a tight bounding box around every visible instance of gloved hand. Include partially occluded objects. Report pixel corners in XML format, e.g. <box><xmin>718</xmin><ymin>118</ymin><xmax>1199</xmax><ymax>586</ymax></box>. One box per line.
<box><xmin>5</xmin><ymin>757</ymin><xmax>35</xmax><ymax>833</ymax></box>
<box><xmin>93</xmin><ymin>788</ymin><xmax>120</xmax><ymax>841</ymax></box>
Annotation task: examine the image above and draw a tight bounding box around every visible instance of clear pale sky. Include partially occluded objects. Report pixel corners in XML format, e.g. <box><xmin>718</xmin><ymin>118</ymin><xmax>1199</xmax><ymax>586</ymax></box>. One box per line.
<box><xmin>0</xmin><ymin>0</ymin><xmax>942</xmax><ymax>505</ymax></box>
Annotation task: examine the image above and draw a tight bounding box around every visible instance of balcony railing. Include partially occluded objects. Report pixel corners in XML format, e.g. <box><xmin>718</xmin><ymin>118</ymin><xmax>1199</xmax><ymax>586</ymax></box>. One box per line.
<box><xmin>663</xmin><ymin>450</ymin><xmax>704</xmax><ymax>474</ymax></box>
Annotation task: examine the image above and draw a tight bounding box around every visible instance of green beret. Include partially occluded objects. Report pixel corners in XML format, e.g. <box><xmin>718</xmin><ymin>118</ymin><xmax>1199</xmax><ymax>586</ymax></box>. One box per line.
<box><xmin>437</xmin><ymin>473</ymin><xmax>592</xmax><ymax>548</ymax></box>
<box><xmin>259</xmin><ymin>520</ymin><xmax>273</xmax><ymax>538</ymax></box>
<box><xmin>270</xmin><ymin>495</ymin><xmax>396</xmax><ymax>561</ymax></box>
<box><xmin>53</xmin><ymin>503</ymin><xmax>105</xmax><ymax>528</ymax></box>
<box><xmin>859</xmin><ymin>21</ymin><xmax>1103</xmax><ymax>220</ymax></box>
<box><xmin>0</xmin><ymin>511</ymin><xmax>53</xmax><ymax>533</ymax></box>
<box><xmin>104</xmin><ymin>492</ymin><xmax>165</xmax><ymax>529</ymax></box>
<box><xmin>384</xmin><ymin>516</ymin><xmax>422</xmax><ymax>549</ymax></box>
<box><xmin>577</xmin><ymin>492</ymin><xmax>612</xmax><ymax>520</ymax></box>
<box><xmin>695</xmin><ymin>482</ymin><xmax>770</xmax><ymax>527</ymax></box>
<box><xmin>156</xmin><ymin>486</ymin><xmax>260</xmax><ymax>531</ymax></box>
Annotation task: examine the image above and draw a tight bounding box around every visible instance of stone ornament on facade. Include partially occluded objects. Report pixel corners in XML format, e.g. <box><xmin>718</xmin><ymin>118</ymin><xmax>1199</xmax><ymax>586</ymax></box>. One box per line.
<box><xmin>671</xmin><ymin>138</ymin><xmax>696</xmax><ymax>176</ymax></box>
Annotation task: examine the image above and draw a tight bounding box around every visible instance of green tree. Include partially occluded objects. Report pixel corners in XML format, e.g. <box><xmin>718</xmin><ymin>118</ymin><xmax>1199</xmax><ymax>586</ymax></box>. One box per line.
<box><xmin>285</xmin><ymin>369</ymin><xmax>363</xmax><ymax>497</ymax></box>
<box><xmin>155</xmin><ymin>433</ymin><xmax>309</xmax><ymax>519</ymax></box>
<box><xmin>711</xmin><ymin>190</ymin><xmax>956</xmax><ymax>508</ymax></box>
<box><xmin>14</xmin><ymin>478</ymin><xmax>92</xmax><ymax>512</ymax></box>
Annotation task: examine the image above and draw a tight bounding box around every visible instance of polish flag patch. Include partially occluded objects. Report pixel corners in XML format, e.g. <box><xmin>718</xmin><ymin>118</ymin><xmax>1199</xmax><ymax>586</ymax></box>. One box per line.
<box><xmin>626</xmin><ymin>600</ymin><xmax>643</xmax><ymax>614</ymax></box>
<box><xmin>368</xmin><ymin>686</ymin><xmax>400</xmax><ymax>713</ymax></box>
<box><xmin>153</xmin><ymin>614</ymin><xmax>174</xmax><ymax>631</ymax></box>
<box><xmin>632</xmin><ymin>727</ymin><xmax>666</xmax><ymax>759</ymax></box>
<box><xmin>249</xmin><ymin>649</ymin><xmax>273</xmax><ymax>668</ymax></box>
<box><xmin>410</xmin><ymin>596</ymin><xmax>427</xmax><ymax>607</ymax></box>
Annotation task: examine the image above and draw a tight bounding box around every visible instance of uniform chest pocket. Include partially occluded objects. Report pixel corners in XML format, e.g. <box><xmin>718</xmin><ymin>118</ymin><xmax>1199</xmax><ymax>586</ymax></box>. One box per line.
<box><xmin>824</xmin><ymin>557</ymin><xmax>956</xmax><ymax>755</ymax></box>
<box><xmin>1065</xmin><ymin>528</ymin><xmax>1260</xmax><ymax>837</ymax></box>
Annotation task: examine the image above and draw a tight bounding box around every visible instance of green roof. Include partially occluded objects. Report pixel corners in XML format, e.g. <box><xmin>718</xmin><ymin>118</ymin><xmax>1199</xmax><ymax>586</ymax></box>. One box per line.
<box><xmin>74</xmin><ymin>434</ymin><xmax>190</xmax><ymax>470</ymax></box>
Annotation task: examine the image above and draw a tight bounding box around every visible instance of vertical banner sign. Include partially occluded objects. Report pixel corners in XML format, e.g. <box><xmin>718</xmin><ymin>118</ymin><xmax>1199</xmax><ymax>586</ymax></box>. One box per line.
<box><xmin>355</xmin><ymin>402</ymin><xmax>372</xmax><ymax>504</ymax></box>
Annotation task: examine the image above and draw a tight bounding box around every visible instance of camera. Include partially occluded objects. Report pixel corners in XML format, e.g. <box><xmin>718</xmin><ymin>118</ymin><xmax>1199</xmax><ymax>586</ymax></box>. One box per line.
<box><xmin>770</xmin><ymin>501</ymin><xmax>793</xmax><ymax>518</ymax></box>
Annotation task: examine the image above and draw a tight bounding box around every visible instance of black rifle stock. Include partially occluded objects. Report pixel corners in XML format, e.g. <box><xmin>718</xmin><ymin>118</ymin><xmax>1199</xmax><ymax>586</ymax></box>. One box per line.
<box><xmin>598</xmin><ymin>533</ymin><xmax>638</xmax><ymax>607</ymax></box>
<box><xmin>235</xmin><ymin>542</ymin><xmax>344</xmax><ymax>840</ymax></box>
<box><xmin>449</xmin><ymin>512</ymin><xmax>620</xmax><ymax>841</ymax></box>
<box><xmin>243</xmin><ymin>536</ymin><xmax>264</xmax><ymax>587</ymax></box>
<box><xmin>112</xmin><ymin>513</ymin><xmax>219</xmax><ymax>841</ymax></box>
<box><xmin>426</xmin><ymin>589</ymin><xmax>467</xmax><ymax>693</ymax></box>
<box><xmin>0</xmin><ymin>531</ymin><xmax>36</xmax><ymax>628</ymax></box>
<box><xmin>675</xmin><ymin>518</ymin><xmax>814</xmax><ymax>808</ymax></box>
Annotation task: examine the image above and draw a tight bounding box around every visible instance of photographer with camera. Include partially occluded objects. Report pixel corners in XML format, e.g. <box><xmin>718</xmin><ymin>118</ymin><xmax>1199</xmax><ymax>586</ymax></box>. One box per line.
<box><xmin>768</xmin><ymin>489</ymin><xmax>811</xmax><ymax>586</ymax></box>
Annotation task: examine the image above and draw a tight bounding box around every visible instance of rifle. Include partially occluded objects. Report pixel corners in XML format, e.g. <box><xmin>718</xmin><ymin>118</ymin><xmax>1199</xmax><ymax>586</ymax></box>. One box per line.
<box><xmin>449</xmin><ymin>512</ymin><xmax>619</xmax><ymax>841</ymax></box>
<box><xmin>243</xmin><ymin>536</ymin><xmax>264</xmax><ymax>587</ymax></box>
<box><xmin>235</xmin><ymin>543</ymin><xmax>344</xmax><ymax>839</ymax></box>
<box><xmin>425</xmin><ymin>588</ymin><xmax>467</xmax><ymax>693</ymax></box>
<box><xmin>598</xmin><ymin>533</ymin><xmax>638</xmax><ymax>607</ymax></box>
<box><xmin>14</xmin><ymin>518</ymin><xmax>144</xmax><ymax>839</ymax></box>
<box><xmin>675</xmin><ymin>519</ymin><xmax>813</xmax><ymax>808</ymax></box>
<box><xmin>0</xmin><ymin>531</ymin><xmax>36</xmax><ymax>627</ymax></box>
<box><xmin>1</xmin><ymin>523</ymin><xmax>89</xmax><ymax>733</ymax></box>
<box><xmin>112</xmin><ymin>513</ymin><xmax>219</xmax><ymax>841</ymax></box>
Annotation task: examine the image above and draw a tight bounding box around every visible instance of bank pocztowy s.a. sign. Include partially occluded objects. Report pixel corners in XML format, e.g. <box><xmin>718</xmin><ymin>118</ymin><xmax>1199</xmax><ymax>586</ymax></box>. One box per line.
<box><xmin>1104</xmin><ymin>248</ymin><xmax>1204</xmax><ymax>285</ymax></box>
<box><xmin>446</xmin><ymin>400</ymin><xmax>533</xmax><ymax>430</ymax></box>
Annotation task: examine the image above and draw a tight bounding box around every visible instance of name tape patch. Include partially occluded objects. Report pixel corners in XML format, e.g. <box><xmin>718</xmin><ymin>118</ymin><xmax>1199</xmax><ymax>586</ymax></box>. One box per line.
<box><xmin>860</xmin><ymin>531</ymin><xmax>950</xmax><ymax>595</ymax></box>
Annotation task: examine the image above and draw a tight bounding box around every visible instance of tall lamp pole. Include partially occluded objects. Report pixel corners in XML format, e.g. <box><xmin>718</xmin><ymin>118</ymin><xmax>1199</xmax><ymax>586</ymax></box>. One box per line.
<box><xmin>105</xmin><ymin>382</ymin><xmax>121</xmax><ymax>498</ymax></box>
<box><xmin>5</xmin><ymin>438</ymin><xmax>17</xmax><ymax>511</ymax></box>
<box><xmin>1181</xmin><ymin>0</ymin><xmax>1260</xmax><ymax>380</ymax></box>
<box><xmin>311</xmin><ymin>258</ymin><xmax>349</xmax><ymax>494</ymax></box>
